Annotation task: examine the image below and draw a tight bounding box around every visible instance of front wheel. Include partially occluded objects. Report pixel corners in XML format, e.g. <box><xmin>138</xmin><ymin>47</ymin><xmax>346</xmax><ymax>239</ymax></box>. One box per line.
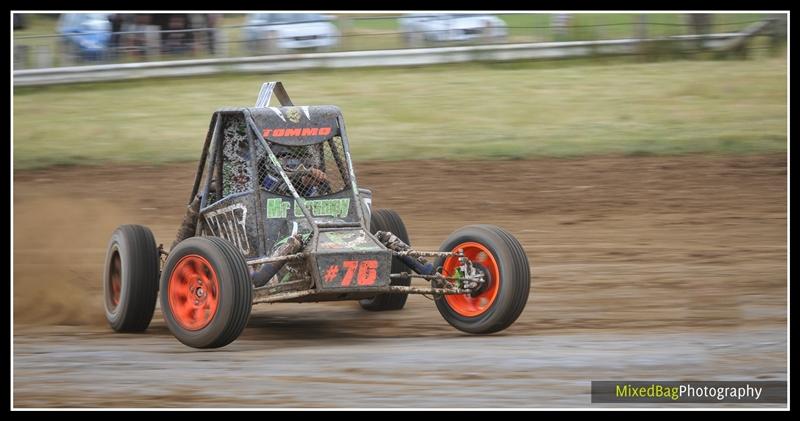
<box><xmin>160</xmin><ymin>236</ymin><xmax>252</xmax><ymax>348</ymax></box>
<box><xmin>434</xmin><ymin>225</ymin><xmax>530</xmax><ymax>334</ymax></box>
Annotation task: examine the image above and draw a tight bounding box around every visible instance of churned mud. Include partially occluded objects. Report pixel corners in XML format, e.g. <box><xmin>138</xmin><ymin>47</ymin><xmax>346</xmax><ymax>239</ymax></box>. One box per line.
<box><xmin>13</xmin><ymin>154</ymin><xmax>787</xmax><ymax>407</ymax></box>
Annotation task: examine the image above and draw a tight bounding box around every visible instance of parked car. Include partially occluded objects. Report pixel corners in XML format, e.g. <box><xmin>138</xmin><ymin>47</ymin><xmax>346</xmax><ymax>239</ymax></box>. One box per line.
<box><xmin>57</xmin><ymin>13</ymin><xmax>111</xmax><ymax>61</ymax></box>
<box><xmin>242</xmin><ymin>13</ymin><xmax>339</xmax><ymax>54</ymax></box>
<box><xmin>398</xmin><ymin>13</ymin><xmax>508</xmax><ymax>46</ymax></box>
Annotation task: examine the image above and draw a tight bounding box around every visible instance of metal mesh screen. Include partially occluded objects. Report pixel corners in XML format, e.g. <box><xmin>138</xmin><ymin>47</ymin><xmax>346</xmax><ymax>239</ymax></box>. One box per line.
<box><xmin>221</xmin><ymin>116</ymin><xmax>254</xmax><ymax>197</ymax></box>
<box><xmin>205</xmin><ymin>115</ymin><xmax>253</xmax><ymax>206</ymax></box>
<box><xmin>256</xmin><ymin>136</ymin><xmax>350</xmax><ymax>198</ymax></box>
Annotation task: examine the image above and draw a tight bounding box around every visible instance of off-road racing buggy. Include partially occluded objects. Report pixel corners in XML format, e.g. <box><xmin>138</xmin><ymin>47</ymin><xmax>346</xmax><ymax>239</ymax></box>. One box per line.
<box><xmin>103</xmin><ymin>82</ymin><xmax>531</xmax><ymax>349</ymax></box>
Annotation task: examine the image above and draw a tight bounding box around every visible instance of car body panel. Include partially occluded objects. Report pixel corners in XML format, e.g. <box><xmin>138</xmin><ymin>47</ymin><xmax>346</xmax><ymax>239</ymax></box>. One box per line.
<box><xmin>398</xmin><ymin>13</ymin><xmax>507</xmax><ymax>43</ymax></box>
<box><xmin>242</xmin><ymin>13</ymin><xmax>339</xmax><ymax>52</ymax></box>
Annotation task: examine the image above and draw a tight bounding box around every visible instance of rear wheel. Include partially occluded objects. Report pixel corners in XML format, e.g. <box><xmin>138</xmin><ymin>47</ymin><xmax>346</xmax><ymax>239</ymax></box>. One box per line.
<box><xmin>103</xmin><ymin>225</ymin><xmax>160</xmax><ymax>332</ymax></box>
<box><xmin>434</xmin><ymin>225</ymin><xmax>530</xmax><ymax>334</ymax></box>
<box><xmin>359</xmin><ymin>209</ymin><xmax>412</xmax><ymax>311</ymax></box>
<box><xmin>160</xmin><ymin>236</ymin><xmax>252</xmax><ymax>348</ymax></box>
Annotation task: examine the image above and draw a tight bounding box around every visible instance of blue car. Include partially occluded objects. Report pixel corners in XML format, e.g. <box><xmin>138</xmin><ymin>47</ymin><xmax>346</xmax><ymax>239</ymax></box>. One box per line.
<box><xmin>57</xmin><ymin>13</ymin><xmax>111</xmax><ymax>61</ymax></box>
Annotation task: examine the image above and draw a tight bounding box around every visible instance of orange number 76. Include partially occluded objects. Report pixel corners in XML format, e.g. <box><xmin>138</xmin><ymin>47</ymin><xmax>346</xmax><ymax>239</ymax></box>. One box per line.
<box><xmin>341</xmin><ymin>260</ymin><xmax>378</xmax><ymax>286</ymax></box>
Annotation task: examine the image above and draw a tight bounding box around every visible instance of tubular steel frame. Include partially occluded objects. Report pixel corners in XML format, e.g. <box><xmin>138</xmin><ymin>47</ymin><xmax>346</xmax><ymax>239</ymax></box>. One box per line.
<box><xmin>174</xmin><ymin>82</ymin><xmax>476</xmax><ymax>303</ymax></box>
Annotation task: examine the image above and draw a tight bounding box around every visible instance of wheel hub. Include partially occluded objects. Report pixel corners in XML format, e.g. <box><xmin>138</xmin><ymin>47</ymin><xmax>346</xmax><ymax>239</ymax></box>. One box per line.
<box><xmin>106</xmin><ymin>249</ymin><xmax>122</xmax><ymax>310</ymax></box>
<box><xmin>168</xmin><ymin>255</ymin><xmax>220</xmax><ymax>331</ymax></box>
<box><xmin>468</xmin><ymin>262</ymin><xmax>492</xmax><ymax>297</ymax></box>
<box><xmin>443</xmin><ymin>242</ymin><xmax>501</xmax><ymax>317</ymax></box>
<box><xmin>191</xmin><ymin>278</ymin><xmax>207</xmax><ymax>300</ymax></box>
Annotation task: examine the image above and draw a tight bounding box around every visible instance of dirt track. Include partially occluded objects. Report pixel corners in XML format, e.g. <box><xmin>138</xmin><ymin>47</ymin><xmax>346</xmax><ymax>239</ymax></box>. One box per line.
<box><xmin>13</xmin><ymin>155</ymin><xmax>787</xmax><ymax>408</ymax></box>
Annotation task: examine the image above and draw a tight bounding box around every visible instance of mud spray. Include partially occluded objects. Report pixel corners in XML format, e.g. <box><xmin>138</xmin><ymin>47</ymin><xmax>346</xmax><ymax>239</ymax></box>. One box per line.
<box><xmin>13</xmin><ymin>196</ymin><xmax>136</xmax><ymax>326</ymax></box>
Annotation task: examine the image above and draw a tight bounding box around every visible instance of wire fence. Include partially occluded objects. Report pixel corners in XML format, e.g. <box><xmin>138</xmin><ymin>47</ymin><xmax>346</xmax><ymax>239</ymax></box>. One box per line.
<box><xmin>12</xmin><ymin>13</ymin><xmax>787</xmax><ymax>70</ymax></box>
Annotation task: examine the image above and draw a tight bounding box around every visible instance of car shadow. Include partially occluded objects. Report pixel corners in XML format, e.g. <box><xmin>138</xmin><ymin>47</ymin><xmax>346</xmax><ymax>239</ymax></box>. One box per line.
<box><xmin>145</xmin><ymin>302</ymin><xmax>469</xmax><ymax>350</ymax></box>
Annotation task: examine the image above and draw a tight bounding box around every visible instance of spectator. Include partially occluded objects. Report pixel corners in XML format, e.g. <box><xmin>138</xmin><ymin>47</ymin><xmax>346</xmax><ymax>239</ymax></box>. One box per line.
<box><xmin>122</xmin><ymin>14</ymin><xmax>151</xmax><ymax>58</ymax></box>
<box><xmin>206</xmin><ymin>14</ymin><xmax>222</xmax><ymax>55</ymax></box>
<box><xmin>107</xmin><ymin>14</ymin><xmax>124</xmax><ymax>59</ymax></box>
<box><xmin>162</xmin><ymin>14</ymin><xmax>192</xmax><ymax>55</ymax></box>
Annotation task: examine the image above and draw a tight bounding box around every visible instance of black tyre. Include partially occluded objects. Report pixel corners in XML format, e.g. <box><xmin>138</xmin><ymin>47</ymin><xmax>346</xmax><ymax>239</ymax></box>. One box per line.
<box><xmin>434</xmin><ymin>225</ymin><xmax>530</xmax><ymax>334</ymax></box>
<box><xmin>159</xmin><ymin>236</ymin><xmax>252</xmax><ymax>349</ymax></box>
<box><xmin>359</xmin><ymin>209</ymin><xmax>412</xmax><ymax>311</ymax></box>
<box><xmin>103</xmin><ymin>224</ymin><xmax>160</xmax><ymax>332</ymax></box>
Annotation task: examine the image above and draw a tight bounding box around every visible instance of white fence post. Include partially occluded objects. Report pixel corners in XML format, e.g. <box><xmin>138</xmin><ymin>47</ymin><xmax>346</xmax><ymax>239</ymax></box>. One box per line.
<box><xmin>145</xmin><ymin>25</ymin><xmax>161</xmax><ymax>59</ymax></box>
<box><xmin>218</xmin><ymin>29</ymin><xmax>228</xmax><ymax>57</ymax></box>
<box><xmin>14</xmin><ymin>45</ymin><xmax>29</xmax><ymax>70</ymax></box>
<box><xmin>36</xmin><ymin>45</ymin><xmax>53</xmax><ymax>69</ymax></box>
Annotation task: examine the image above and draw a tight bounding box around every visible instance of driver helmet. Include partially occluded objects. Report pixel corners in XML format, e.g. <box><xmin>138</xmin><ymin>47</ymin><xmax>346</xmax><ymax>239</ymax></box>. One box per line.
<box><xmin>271</xmin><ymin>145</ymin><xmax>304</xmax><ymax>171</ymax></box>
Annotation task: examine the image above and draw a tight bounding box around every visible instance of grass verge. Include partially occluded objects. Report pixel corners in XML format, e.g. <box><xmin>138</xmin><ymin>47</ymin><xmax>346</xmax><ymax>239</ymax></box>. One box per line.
<box><xmin>13</xmin><ymin>57</ymin><xmax>786</xmax><ymax>169</ymax></box>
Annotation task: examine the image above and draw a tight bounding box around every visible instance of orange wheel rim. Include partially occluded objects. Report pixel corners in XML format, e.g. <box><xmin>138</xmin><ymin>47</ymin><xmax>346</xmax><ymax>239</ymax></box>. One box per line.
<box><xmin>168</xmin><ymin>255</ymin><xmax>220</xmax><ymax>331</ymax></box>
<box><xmin>443</xmin><ymin>242</ymin><xmax>500</xmax><ymax>317</ymax></box>
<box><xmin>107</xmin><ymin>249</ymin><xmax>122</xmax><ymax>311</ymax></box>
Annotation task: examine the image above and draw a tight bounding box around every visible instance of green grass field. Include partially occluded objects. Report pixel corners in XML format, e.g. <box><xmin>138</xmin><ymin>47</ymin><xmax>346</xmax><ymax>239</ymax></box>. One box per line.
<box><xmin>13</xmin><ymin>57</ymin><xmax>787</xmax><ymax>169</ymax></box>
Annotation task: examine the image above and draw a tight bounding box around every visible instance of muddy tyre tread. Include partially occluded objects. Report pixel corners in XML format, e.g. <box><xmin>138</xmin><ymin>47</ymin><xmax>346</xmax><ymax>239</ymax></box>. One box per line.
<box><xmin>359</xmin><ymin>208</ymin><xmax>412</xmax><ymax>311</ymax></box>
<box><xmin>160</xmin><ymin>236</ymin><xmax>252</xmax><ymax>349</ymax></box>
<box><xmin>103</xmin><ymin>224</ymin><xmax>160</xmax><ymax>332</ymax></box>
<box><xmin>434</xmin><ymin>224</ymin><xmax>531</xmax><ymax>334</ymax></box>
